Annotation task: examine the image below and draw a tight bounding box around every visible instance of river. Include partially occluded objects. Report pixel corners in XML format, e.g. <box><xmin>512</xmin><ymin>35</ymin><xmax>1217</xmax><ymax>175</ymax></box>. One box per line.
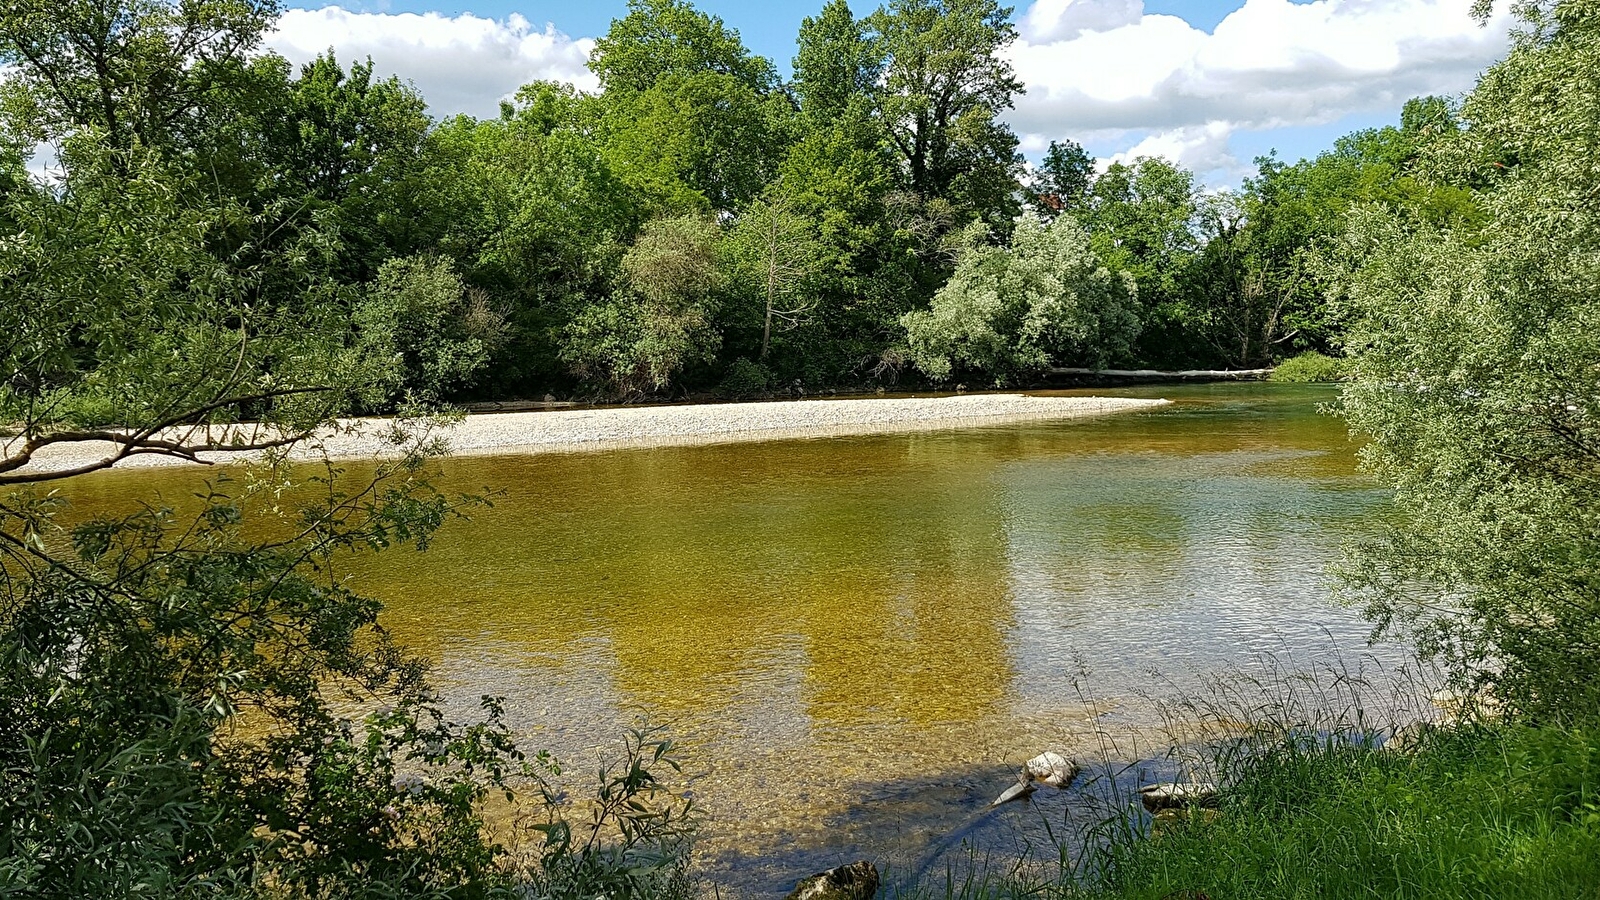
<box><xmin>64</xmin><ymin>383</ymin><xmax>1402</xmax><ymax>894</ymax></box>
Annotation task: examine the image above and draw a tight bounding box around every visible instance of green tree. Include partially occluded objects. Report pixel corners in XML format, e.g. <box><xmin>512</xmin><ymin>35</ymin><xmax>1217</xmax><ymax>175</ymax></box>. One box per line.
<box><xmin>793</xmin><ymin>0</ymin><xmax>880</xmax><ymax>124</ymax></box>
<box><xmin>1029</xmin><ymin>139</ymin><xmax>1095</xmax><ymax>219</ymax></box>
<box><xmin>0</xmin><ymin>127</ymin><xmax>538</xmax><ymax>897</ymax></box>
<box><xmin>1336</xmin><ymin>0</ymin><xmax>1600</xmax><ymax>720</ymax></box>
<box><xmin>599</xmin><ymin>70</ymin><xmax>790</xmax><ymax>213</ymax></box>
<box><xmin>355</xmin><ymin>255</ymin><xmax>506</xmax><ymax>407</ymax></box>
<box><xmin>903</xmin><ymin>213</ymin><xmax>1139</xmax><ymax>384</ymax></box>
<box><xmin>562</xmin><ymin>214</ymin><xmax>723</xmax><ymax>397</ymax></box>
<box><xmin>0</xmin><ymin>0</ymin><xmax>280</xmax><ymax>155</ymax></box>
<box><xmin>724</xmin><ymin>197</ymin><xmax>825</xmax><ymax>361</ymax></box>
<box><xmin>588</xmin><ymin>0</ymin><xmax>778</xmax><ymax>98</ymax></box>
<box><xmin>252</xmin><ymin>53</ymin><xmax>436</xmax><ymax>281</ymax></box>
<box><xmin>426</xmin><ymin>86</ymin><xmax>637</xmax><ymax>395</ymax></box>
<box><xmin>867</xmin><ymin>0</ymin><xmax>1025</xmax><ymax>227</ymax></box>
<box><xmin>1081</xmin><ymin>157</ymin><xmax>1199</xmax><ymax>364</ymax></box>
<box><xmin>759</xmin><ymin>110</ymin><xmax>917</xmax><ymax>382</ymax></box>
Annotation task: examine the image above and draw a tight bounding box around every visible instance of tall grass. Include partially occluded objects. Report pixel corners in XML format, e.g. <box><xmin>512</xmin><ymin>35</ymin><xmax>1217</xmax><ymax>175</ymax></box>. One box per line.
<box><xmin>896</xmin><ymin>651</ymin><xmax>1600</xmax><ymax>900</ymax></box>
<box><xmin>1097</xmin><ymin>722</ymin><xmax>1600</xmax><ymax>899</ymax></box>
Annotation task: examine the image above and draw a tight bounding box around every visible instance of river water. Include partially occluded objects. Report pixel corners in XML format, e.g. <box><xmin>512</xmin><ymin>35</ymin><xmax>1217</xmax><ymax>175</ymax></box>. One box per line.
<box><xmin>64</xmin><ymin>384</ymin><xmax>1402</xmax><ymax>893</ymax></box>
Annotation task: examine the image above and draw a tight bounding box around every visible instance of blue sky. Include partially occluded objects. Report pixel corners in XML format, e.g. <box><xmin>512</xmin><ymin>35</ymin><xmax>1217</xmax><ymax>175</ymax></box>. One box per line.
<box><xmin>271</xmin><ymin>1</ymin><xmax>1513</xmax><ymax>184</ymax></box>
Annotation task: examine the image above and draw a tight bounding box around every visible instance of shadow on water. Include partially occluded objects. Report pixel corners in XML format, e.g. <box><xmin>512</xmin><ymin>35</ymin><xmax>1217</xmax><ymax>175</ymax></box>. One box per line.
<box><xmin>702</xmin><ymin>752</ymin><xmax>1190</xmax><ymax>897</ymax></box>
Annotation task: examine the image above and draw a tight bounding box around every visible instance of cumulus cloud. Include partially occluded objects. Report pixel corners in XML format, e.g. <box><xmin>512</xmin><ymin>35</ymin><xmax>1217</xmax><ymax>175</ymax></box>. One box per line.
<box><xmin>1006</xmin><ymin>0</ymin><xmax>1515</xmax><ymax>177</ymax></box>
<box><xmin>1022</xmin><ymin>0</ymin><xmax>1144</xmax><ymax>42</ymax></box>
<box><xmin>266</xmin><ymin>6</ymin><xmax>597</xmax><ymax>119</ymax></box>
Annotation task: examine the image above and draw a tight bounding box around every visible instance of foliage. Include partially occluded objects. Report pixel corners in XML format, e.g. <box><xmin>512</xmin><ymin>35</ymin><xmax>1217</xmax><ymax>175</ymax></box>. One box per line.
<box><xmin>0</xmin><ymin>0</ymin><xmax>280</xmax><ymax>152</ymax></box>
<box><xmin>562</xmin><ymin>215</ymin><xmax>723</xmax><ymax>397</ymax></box>
<box><xmin>355</xmin><ymin>255</ymin><xmax>505</xmax><ymax>407</ymax></box>
<box><xmin>524</xmin><ymin>726</ymin><xmax>697</xmax><ymax>900</ymax></box>
<box><xmin>903</xmin><ymin>214</ymin><xmax>1139</xmax><ymax>384</ymax></box>
<box><xmin>588</xmin><ymin>0</ymin><xmax>778</xmax><ymax>99</ymax></box>
<box><xmin>793</xmin><ymin>0</ymin><xmax>881</xmax><ymax>125</ymax></box>
<box><xmin>868</xmin><ymin>0</ymin><xmax>1025</xmax><ymax>229</ymax></box>
<box><xmin>723</xmin><ymin>197</ymin><xmax>825</xmax><ymax>361</ymax></box>
<box><xmin>1269</xmin><ymin>350</ymin><xmax>1348</xmax><ymax>383</ymax></box>
<box><xmin>599</xmin><ymin>71</ymin><xmax>790</xmax><ymax>214</ymax></box>
<box><xmin>1335</xmin><ymin>0</ymin><xmax>1600</xmax><ymax>721</ymax></box>
<box><xmin>716</xmin><ymin>358</ymin><xmax>773</xmax><ymax>398</ymax></box>
<box><xmin>1029</xmin><ymin>139</ymin><xmax>1095</xmax><ymax>220</ymax></box>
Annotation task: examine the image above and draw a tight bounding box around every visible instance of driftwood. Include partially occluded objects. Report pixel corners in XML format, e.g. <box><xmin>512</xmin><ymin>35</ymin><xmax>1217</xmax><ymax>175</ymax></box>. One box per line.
<box><xmin>1047</xmin><ymin>367</ymin><xmax>1274</xmax><ymax>383</ymax></box>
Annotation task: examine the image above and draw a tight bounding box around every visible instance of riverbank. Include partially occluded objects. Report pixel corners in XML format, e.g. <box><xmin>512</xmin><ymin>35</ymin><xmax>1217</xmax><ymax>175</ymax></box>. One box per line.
<box><xmin>11</xmin><ymin>393</ymin><xmax>1169</xmax><ymax>475</ymax></box>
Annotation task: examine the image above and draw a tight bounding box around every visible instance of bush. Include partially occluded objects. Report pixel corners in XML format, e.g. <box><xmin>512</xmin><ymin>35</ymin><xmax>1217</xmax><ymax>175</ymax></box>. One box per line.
<box><xmin>716</xmin><ymin>358</ymin><xmax>771</xmax><ymax>398</ymax></box>
<box><xmin>1269</xmin><ymin>350</ymin><xmax>1347</xmax><ymax>383</ymax></box>
<box><xmin>903</xmin><ymin>214</ymin><xmax>1140</xmax><ymax>386</ymax></box>
<box><xmin>355</xmin><ymin>255</ymin><xmax>507</xmax><ymax>409</ymax></box>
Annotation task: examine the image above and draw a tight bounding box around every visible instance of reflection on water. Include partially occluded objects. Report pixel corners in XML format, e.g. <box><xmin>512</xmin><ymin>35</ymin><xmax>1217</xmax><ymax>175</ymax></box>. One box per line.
<box><xmin>62</xmin><ymin>384</ymin><xmax>1396</xmax><ymax>894</ymax></box>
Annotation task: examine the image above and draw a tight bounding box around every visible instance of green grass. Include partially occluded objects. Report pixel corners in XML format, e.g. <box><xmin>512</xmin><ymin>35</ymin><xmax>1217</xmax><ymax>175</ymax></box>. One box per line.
<box><xmin>897</xmin><ymin>724</ymin><xmax>1600</xmax><ymax>900</ymax></box>
<box><xmin>1270</xmin><ymin>351</ymin><xmax>1348</xmax><ymax>383</ymax></box>
<box><xmin>1093</xmin><ymin>724</ymin><xmax>1600</xmax><ymax>900</ymax></box>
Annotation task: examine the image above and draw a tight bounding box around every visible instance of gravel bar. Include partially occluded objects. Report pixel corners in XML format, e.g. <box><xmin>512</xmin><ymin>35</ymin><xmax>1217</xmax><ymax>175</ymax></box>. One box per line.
<box><xmin>14</xmin><ymin>394</ymin><xmax>1169</xmax><ymax>475</ymax></box>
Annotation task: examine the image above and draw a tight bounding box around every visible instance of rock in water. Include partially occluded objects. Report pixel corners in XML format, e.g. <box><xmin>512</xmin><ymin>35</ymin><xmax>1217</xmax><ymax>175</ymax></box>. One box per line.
<box><xmin>1023</xmin><ymin>752</ymin><xmax>1078</xmax><ymax>788</ymax></box>
<box><xmin>990</xmin><ymin>752</ymin><xmax>1080</xmax><ymax>807</ymax></box>
<box><xmin>785</xmin><ymin>861</ymin><xmax>880</xmax><ymax>900</ymax></box>
<box><xmin>1138</xmin><ymin>782</ymin><xmax>1220</xmax><ymax>812</ymax></box>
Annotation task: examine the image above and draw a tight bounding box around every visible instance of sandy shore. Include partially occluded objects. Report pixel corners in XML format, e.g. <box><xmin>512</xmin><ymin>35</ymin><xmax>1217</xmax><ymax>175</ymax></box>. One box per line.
<box><xmin>11</xmin><ymin>393</ymin><xmax>1169</xmax><ymax>475</ymax></box>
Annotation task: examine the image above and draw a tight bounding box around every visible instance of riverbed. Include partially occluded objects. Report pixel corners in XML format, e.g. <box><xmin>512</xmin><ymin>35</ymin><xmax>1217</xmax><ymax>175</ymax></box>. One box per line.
<box><xmin>63</xmin><ymin>384</ymin><xmax>1402</xmax><ymax>894</ymax></box>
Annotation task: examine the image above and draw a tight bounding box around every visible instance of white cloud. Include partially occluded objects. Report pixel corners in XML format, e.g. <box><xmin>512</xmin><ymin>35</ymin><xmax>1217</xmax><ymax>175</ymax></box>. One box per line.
<box><xmin>1109</xmin><ymin>121</ymin><xmax>1240</xmax><ymax>177</ymax></box>
<box><xmin>266</xmin><ymin>7</ymin><xmax>597</xmax><ymax>119</ymax></box>
<box><xmin>1006</xmin><ymin>0</ymin><xmax>1516</xmax><ymax>178</ymax></box>
<box><xmin>1022</xmin><ymin>0</ymin><xmax>1144</xmax><ymax>42</ymax></box>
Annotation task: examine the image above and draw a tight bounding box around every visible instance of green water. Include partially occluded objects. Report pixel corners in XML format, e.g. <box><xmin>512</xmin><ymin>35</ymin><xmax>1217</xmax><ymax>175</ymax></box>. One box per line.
<box><xmin>65</xmin><ymin>384</ymin><xmax>1397</xmax><ymax>892</ymax></box>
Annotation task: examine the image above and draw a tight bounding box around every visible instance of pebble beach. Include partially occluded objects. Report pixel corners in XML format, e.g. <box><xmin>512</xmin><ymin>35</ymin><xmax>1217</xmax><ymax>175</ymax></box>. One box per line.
<box><xmin>10</xmin><ymin>393</ymin><xmax>1169</xmax><ymax>475</ymax></box>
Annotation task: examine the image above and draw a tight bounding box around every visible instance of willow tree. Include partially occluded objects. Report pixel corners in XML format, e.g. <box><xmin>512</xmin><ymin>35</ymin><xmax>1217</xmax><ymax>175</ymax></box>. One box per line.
<box><xmin>903</xmin><ymin>213</ymin><xmax>1139</xmax><ymax>385</ymax></box>
<box><xmin>1337</xmin><ymin>0</ymin><xmax>1600</xmax><ymax>720</ymax></box>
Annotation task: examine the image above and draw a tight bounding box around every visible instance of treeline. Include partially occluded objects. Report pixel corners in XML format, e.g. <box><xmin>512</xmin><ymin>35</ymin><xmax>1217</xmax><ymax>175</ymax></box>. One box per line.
<box><xmin>0</xmin><ymin>0</ymin><xmax>1484</xmax><ymax>411</ymax></box>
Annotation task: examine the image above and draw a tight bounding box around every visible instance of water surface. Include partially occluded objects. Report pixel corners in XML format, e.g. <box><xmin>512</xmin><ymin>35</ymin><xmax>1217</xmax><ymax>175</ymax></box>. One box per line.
<box><xmin>67</xmin><ymin>384</ymin><xmax>1396</xmax><ymax>893</ymax></box>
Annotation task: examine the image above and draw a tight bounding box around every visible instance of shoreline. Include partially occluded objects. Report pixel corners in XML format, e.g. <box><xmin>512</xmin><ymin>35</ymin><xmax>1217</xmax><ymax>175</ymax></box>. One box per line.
<box><xmin>11</xmin><ymin>393</ymin><xmax>1170</xmax><ymax>475</ymax></box>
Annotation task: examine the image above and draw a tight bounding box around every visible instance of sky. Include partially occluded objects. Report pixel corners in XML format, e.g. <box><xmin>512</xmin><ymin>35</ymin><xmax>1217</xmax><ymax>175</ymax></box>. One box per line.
<box><xmin>268</xmin><ymin>0</ymin><xmax>1519</xmax><ymax>185</ymax></box>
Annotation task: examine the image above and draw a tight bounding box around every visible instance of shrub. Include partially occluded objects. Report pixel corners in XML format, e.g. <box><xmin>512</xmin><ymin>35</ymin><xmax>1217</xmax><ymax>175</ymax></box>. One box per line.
<box><xmin>716</xmin><ymin>358</ymin><xmax>771</xmax><ymax>398</ymax></box>
<box><xmin>1269</xmin><ymin>350</ymin><xmax>1347</xmax><ymax>383</ymax></box>
<box><xmin>903</xmin><ymin>214</ymin><xmax>1139</xmax><ymax>386</ymax></box>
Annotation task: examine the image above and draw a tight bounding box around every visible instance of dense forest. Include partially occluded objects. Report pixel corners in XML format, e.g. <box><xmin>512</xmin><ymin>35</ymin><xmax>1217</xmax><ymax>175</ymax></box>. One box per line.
<box><xmin>0</xmin><ymin>0</ymin><xmax>1478</xmax><ymax>414</ymax></box>
<box><xmin>6</xmin><ymin>0</ymin><xmax>1600</xmax><ymax>898</ymax></box>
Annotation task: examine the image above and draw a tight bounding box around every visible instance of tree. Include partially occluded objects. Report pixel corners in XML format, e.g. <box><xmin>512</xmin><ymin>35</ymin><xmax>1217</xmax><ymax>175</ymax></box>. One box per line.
<box><xmin>1029</xmin><ymin>139</ymin><xmax>1095</xmax><ymax>219</ymax></box>
<box><xmin>0</xmin><ymin>0</ymin><xmax>280</xmax><ymax>155</ymax></box>
<box><xmin>866</xmin><ymin>0</ymin><xmax>1025</xmax><ymax>226</ymax></box>
<box><xmin>793</xmin><ymin>0</ymin><xmax>880</xmax><ymax>124</ymax></box>
<box><xmin>0</xmin><ymin>131</ymin><xmax>536</xmax><ymax>896</ymax></box>
<box><xmin>1081</xmin><ymin>157</ymin><xmax>1199</xmax><ymax>364</ymax></box>
<box><xmin>355</xmin><ymin>255</ymin><xmax>505</xmax><ymax>408</ymax></box>
<box><xmin>725</xmin><ymin>197</ymin><xmax>825</xmax><ymax>361</ymax></box>
<box><xmin>252</xmin><ymin>53</ymin><xmax>435</xmax><ymax>281</ymax></box>
<box><xmin>1336</xmin><ymin>0</ymin><xmax>1600</xmax><ymax>720</ymax></box>
<box><xmin>599</xmin><ymin>70</ymin><xmax>790</xmax><ymax>214</ymax></box>
<box><xmin>588</xmin><ymin>0</ymin><xmax>778</xmax><ymax>98</ymax></box>
<box><xmin>426</xmin><ymin>87</ymin><xmax>638</xmax><ymax>395</ymax></box>
<box><xmin>562</xmin><ymin>214</ymin><xmax>724</xmax><ymax>397</ymax></box>
<box><xmin>902</xmin><ymin>213</ymin><xmax>1139</xmax><ymax>384</ymax></box>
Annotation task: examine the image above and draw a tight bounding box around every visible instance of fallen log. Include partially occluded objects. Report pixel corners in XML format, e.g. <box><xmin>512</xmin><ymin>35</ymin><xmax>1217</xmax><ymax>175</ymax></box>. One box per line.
<box><xmin>1046</xmin><ymin>367</ymin><xmax>1274</xmax><ymax>383</ymax></box>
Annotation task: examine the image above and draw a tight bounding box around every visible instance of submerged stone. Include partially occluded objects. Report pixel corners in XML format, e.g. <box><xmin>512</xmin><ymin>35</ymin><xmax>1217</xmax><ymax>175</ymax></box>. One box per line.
<box><xmin>990</xmin><ymin>751</ymin><xmax>1080</xmax><ymax>807</ymax></box>
<box><xmin>1139</xmin><ymin>782</ymin><xmax>1220</xmax><ymax>812</ymax></box>
<box><xmin>1150</xmin><ymin>806</ymin><xmax>1221</xmax><ymax>837</ymax></box>
<box><xmin>785</xmin><ymin>861</ymin><xmax>880</xmax><ymax>900</ymax></box>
